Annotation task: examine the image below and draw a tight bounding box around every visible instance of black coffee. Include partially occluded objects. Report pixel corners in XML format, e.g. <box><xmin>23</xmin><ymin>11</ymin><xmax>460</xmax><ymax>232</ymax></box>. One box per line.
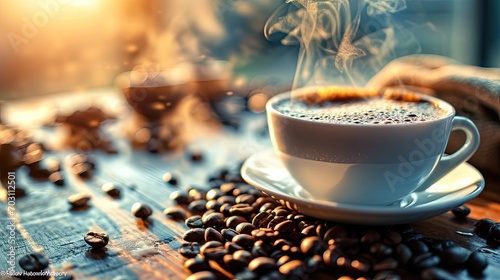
<box><xmin>275</xmin><ymin>89</ymin><xmax>448</xmax><ymax>125</ymax></box>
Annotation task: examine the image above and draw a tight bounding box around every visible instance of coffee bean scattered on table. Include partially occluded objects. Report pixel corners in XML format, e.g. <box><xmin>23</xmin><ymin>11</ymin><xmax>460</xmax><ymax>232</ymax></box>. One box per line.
<box><xmin>162</xmin><ymin>172</ymin><xmax>179</xmax><ymax>186</ymax></box>
<box><xmin>18</xmin><ymin>252</ymin><xmax>50</xmax><ymax>272</ymax></box>
<box><xmin>175</xmin><ymin>168</ymin><xmax>490</xmax><ymax>279</ymax></box>
<box><xmin>451</xmin><ymin>205</ymin><xmax>471</xmax><ymax>218</ymax></box>
<box><xmin>68</xmin><ymin>193</ymin><xmax>91</xmax><ymax>208</ymax></box>
<box><xmin>131</xmin><ymin>202</ymin><xmax>153</xmax><ymax>219</ymax></box>
<box><xmin>84</xmin><ymin>231</ymin><xmax>109</xmax><ymax>249</ymax></box>
<box><xmin>102</xmin><ymin>182</ymin><xmax>121</xmax><ymax>198</ymax></box>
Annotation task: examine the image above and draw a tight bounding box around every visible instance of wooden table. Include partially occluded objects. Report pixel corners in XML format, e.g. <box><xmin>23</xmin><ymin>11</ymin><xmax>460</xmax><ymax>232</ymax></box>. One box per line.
<box><xmin>0</xmin><ymin>89</ymin><xmax>499</xmax><ymax>280</ymax></box>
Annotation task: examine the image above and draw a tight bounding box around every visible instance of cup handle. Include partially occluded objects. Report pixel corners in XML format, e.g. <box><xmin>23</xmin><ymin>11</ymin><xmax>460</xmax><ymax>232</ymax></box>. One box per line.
<box><xmin>414</xmin><ymin>116</ymin><xmax>480</xmax><ymax>193</ymax></box>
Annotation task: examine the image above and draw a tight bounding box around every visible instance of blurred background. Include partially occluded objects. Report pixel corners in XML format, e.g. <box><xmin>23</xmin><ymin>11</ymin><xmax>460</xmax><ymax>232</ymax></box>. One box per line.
<box><xmin>0</xmin><ymin>0</ymin><xmax>498</xmax><ymax>99</ymax></box>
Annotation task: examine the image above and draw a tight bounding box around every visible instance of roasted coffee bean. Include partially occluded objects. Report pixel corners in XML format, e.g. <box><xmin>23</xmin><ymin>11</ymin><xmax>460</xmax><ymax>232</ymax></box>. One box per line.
<box><xmin>72</xmin><ymin>163</ymin><xmax>93</xmax><ymax>179</ymax></box>
<box><xmin>68</xmin><ymin>193</ymin><xmax>91</xmax><ymax>208</ymax></box>
<box><xmin>260</xmin><ymin>271</ymin><xmax>281</xmax><ymax>280</ymax></box>
<box><xmin>223</xmin><ymin>255</ymin><xmax>244</xmax><ymax>272</ymax></box>
<box><xmin>184</xmin><ymin>256</ymin><xmax>210</xmax><ymax>273</ymax></box>
<box><xmin>188</xmin><ymin>188</ymin><xmax>207</xmax><ymax>200</ymax></box>
<box><xmin>206</xmin><ymin>189</ymin><xmax>223</xmax><ymax>200</ymax></box>
<box><xmin>350</xmin><ymin>259</ymin><xmax>371</xmax><ymax>273</ymax></box>
<box><xmin>84</xmin><ymin>231</ymin><xmax>109</xmax><ymax>249</ymax></box>
<box><xmin>221</xmin><ymin>228</ymin><xmax>239</xmax><ymax>241</ymax></box>
<box><xmin>303</xmin><ymin>255</ymin><xmax>323</xmax><ymax>273</ymax></box>
<box><xmin>281</xmin><ymin>245</ymin><xmax>303</xmax><ymax>259</ymax></box>
<box><xmin>232</xmin><ymin>234</ymin><xmax>255</xmax><ymax>248</ymax></box>
<box><xmin>49</xmin><ymin>172</ymin><xmax>64</xmax><ymax>186</ymax></box>
<box><xmin>205</xmin><ymin>227</ymin><xmax>225</xmax><ymax>243</ymax></box>
<box><xmin>233</xmin><ymin>249</ymin><xmax>253</xmax><ymax>267</ymax></box>
<box><xmin>373</xmin><ymin>257</ymin><xmax>399</xmax><ymax>271</ymax></box>
<box><xmin>373</xmin><ymin>271</ymin><xmax>402</xmax><ymax>280</ymax></box>
<box><xmin>412</xmin><ymin>252</ymin><xmax>440</xmax><ymax>268</ymax></box>
<box><xmin>274</xmin><ymin>239</ymin><xmax>295</xmax><ymax>251</ymax></box>
<box><xmin>236</xmin><ymin>194</ymin><xmax>257</xmax><ymax>205</ymax></box>
<box><xmin>183</xmin><ymin>228</ymin><xmax>206</xmax><ymax>242</ymax></box>
<box><xmin>466</xmin><ymin>251</ymin><xmax>488</xmax><ymax>272</ymax></box>
<box><xmin>324</xmin><ymin>225</ymin><xmax>350</xmax><ymax>242</ymax></box>
<box><xmin>217</xmin><ymin>195</ymin><xmax>236</xmax><ymax>205</ymax></box>
<box><xmin>272</xmin><ymin>208</ymin><xmax>289</xmax><ymax>217</ymax></box>
<box><xmin>300</xmin><ymin>236</ymin><xmax>326</xmax><ymax>256</ymax></box>
<box><xmin>383</xmin><ymin>231</ymin><xmax>402</xmax><ymax>246</ymax></box>
<box><xmin>335</xmin><ymin>237</ymin><xmax>360</xmax><ymax>249</ymax></box>
<box><xmin>179</xmin><ymin>242</ymin><xmax>201</xmax><ymax>258</ymax></box>
<box><xmin>220</xmin><ymin>182</ymin><xmax>237</xmax><ymax>194</ymax></box>
<box><xmin>360</xmin><ymin>230</ymin><xmax>381</xmax><ymax>245</ymax></box>
<box><xmin>225</xmin><ymin>242</ymin><xmax>244</xmax><ymax>254</ymax></box>
<box><xmin>189</xmin><ymin>151</ymin><xmax>204</xmax><ymax>162</ymax></box>
<box><xmin>267</xmin><ymin>216</ymin><xmax>287</xmax><ymax>230</ymax></box>
<box><xmin>451</xmin><ymin>205</ymin><xmax>470</xmax><ymax>218</ymax></box>
<box><xmin>220</xmin><ymin>203</ymin><xmax>233</xmax><ymax>216</ymax></box>
<box><xmin>420</xmin><ymin>267</ymin><xmax>455</xmax><ymax>280</ymax></box>
<box><xmin>474</xmin><ymin>218</ymin><xmax>495</xmax><ymax>234</ymax></box>
<box><xmin>232</xmin><ymin>184</ymin><xmax>253</xmax><ymax>196</ymax></box>
<box><xmin>205</xmin><ymin>200</ymin><xmax>223</xmax><ymax>211</ymax></box>
<box><xmin>301</xmin><ymin>225</ymin><xmax>317</xmax><ymax>237</ymax></box>
<box><xmin>298</xmin><ymin>221</ymin><xmax>312</xmax><ymax>231</ymax></box>
<box><xmin>185</xmin><ymin>215</ymin><xmax>203</xmax><ymax>228</ymax></box>
<box><xmin>369</xmin><ymin>242</ymin><xmax>393</xmax><ymax>258</ymax></box>
<box><xmin>406</xmin><ymin>239</ymin><xmax>429</xmax><ymax>255</ymax></box>
<box><xmin>18</xmin><ymin>252</ymin><xmax>50</xmax><ymax>272</ymax></box>
<box><xmin>164</xmin><ymin>207</ymin><xmax>187</xmax><ymax>220</ymax></box>
<box><xmin>162</xmin><ymin>172</ymin><xmax>179</xmax><ymax>186</ymax></box>
<box><xmin>170</xmin><ymin>190</ymin><xmax>193</xmax><ymax>205</ymax></box>
<box><xmin>230</xmin><ymin>204</ymin><xmax>254</xmax><ymax>216</ymax></box>
<box><xmin>131</xmin><ymin>202</ymin><xmax>152</xmax><ymax>219</ymax></box>
<box><xmin>323</xmin><ymin>248</ymin><xmax>343</xmax><ymax>267</ymax></box>
<box><xmin>202</xmin><ymin>212</ymin><xmax>225</xmax><ymax>228</ymax></box>
<box><xmin>236</xmin><ymin>222</ymin><xmax>256</xmax><ymax>235</ymax></box>
<box><xmin>439</xmin><ymin>245</ymin><xmax>470</xmax><ymax>266</ymax></box>
<box><xmin>488</xmin><ymin>223</ymin><xmax>500</xmax><ymax>242</ymax></box>
<box><xmin>252</xmin><ymin>197</ymin><xmax>275</xmax><ymax>210</ymax></box>
<box><xmin>202</xmin><ymin>209</ymin><xmax>216</xmax><ymax>220</ymax></box>
<box><xmin>226</xmin><ymin>215</ymin><xmax>248</xmax><ymax>229</ymax></box>
<box><xmin>186</xmin><ymin>271</ymin><xmax>215</xmax><ymax>280</ymax></box>
<box><xmin>248</xmin><ymin>257</ymin><xmax>277</xmax><ymax>274</ymax></box>
<box><xmin>259</xmin><ymin>202</ymin><xmax>276</xmax><ymax>213</ymax></box>
<box><xmin>252</xmin><ymin>212</ymin><xmax>274</xmax><ymax>228</ymax></box>
<box><xmin>200</xmin><ymin>241</ymin><xmax>227</xmax><ymax>260</ymax></box>
<box><xmin>233</xmin><ymin>269</ymin><xmax>259</xmax><ymax>280</ymax></box>
<box><xmin>279</xmin><ymin>260</ymin><xmax>306</xmax><ymax>278</ymax></box>
<box><xmin>315</xmin><ymin>224</ymin><xmax>327</xmax><ymax>240</ymax></box>
<box><xmin>252</xmin><ymin>229</ymin><xmax>279</xmax><ymax>243</ymax></box>
<box><xmin>395</xmin><ymin>243</ymin><xmax>412</xmax><ymax>266</ymax></box>
<box><xmin>274</xmin><ymin>220</ymin><xmax>297</xmax><ymax>234</ymax></box>
<box><xmin>188</xmin><ymin>200</ymin><xmax>207</xmax><ymax>215</ymax></box>
<box><xmin>276</xmin><ymin>254</ymin><xmax>290</xmax><ymax>266</ymax></box>
<box><xmin>101</xmin><ymin>182</ymin><xmax>120</xmax><ymax>197</ymax></box>
<box><xmin>251</xmin><ymin>244</ymin><xmax>269</xmax><ymax>258</ymax></box>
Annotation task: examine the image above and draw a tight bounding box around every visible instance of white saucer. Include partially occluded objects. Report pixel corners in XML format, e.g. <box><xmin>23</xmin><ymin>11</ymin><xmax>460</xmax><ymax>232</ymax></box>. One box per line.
<box><xmin>241</xmin><ymin>149</ymin><xmax>485</xmax><ymax>225</ymax></box>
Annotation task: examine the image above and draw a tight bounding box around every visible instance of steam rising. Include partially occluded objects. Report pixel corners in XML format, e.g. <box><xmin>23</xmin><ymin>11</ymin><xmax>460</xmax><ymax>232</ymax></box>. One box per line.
<box><xmin>265</xmin><ymin>0</ymin><xmax>420</xmax><ymax>91</ymax></box>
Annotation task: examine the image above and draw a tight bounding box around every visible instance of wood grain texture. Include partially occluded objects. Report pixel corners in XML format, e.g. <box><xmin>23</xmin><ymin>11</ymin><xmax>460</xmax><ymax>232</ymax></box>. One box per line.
<box><xmin>0</xmin><ymin>90</ymin><xmax>499</xmax><ymax>280</ymax></box>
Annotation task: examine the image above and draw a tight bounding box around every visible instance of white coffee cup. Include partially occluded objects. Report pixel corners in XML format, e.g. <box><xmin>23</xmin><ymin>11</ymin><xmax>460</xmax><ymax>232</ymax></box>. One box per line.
<box><xmin>266</xmin><ymin>87</ymin><xmax>480</xmax><ymax>206</ymax></box>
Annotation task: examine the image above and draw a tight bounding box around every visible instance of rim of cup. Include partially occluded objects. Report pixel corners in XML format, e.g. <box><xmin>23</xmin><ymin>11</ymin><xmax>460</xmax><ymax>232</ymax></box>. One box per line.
<box><xmin>266</xmin><ymin>86</ymin><xmax>456</xmax><ymax>127</ymax></box>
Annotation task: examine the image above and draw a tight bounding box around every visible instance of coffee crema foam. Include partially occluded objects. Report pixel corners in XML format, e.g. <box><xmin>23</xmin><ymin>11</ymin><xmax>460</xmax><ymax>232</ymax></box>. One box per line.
<box><xmin>275</xmin><ymin>96</ymin><xmax>448</xmax><ymax>125</ymax></box>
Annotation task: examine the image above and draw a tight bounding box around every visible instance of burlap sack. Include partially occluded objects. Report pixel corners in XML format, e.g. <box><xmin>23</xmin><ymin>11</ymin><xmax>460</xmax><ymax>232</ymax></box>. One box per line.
<box><xmin>368</xmin><ymin>55</ymin><xmax>500</xmax><ymax>176</ymax></box>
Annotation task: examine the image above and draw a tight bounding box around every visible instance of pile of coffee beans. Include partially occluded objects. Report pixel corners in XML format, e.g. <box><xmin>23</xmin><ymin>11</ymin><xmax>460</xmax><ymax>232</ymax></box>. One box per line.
<box><xmin>173</xmin><ymin>170</ymin><xmax>489</xmax><ymax>279</ymax></box>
